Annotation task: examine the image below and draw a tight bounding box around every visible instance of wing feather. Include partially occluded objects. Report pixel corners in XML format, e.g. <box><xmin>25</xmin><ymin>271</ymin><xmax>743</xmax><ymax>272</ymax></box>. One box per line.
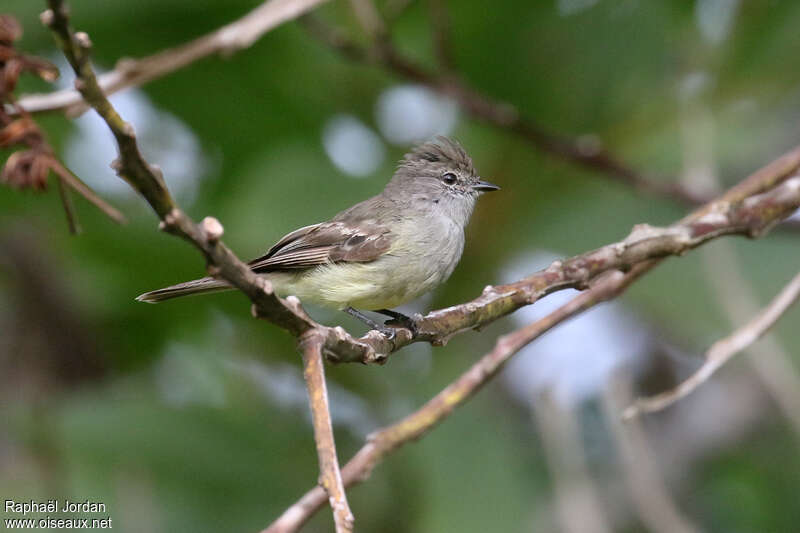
<box><xmin>248</xmin><ymin>220</ymin><xmax>393</xmax><ymax>272</ymax></box>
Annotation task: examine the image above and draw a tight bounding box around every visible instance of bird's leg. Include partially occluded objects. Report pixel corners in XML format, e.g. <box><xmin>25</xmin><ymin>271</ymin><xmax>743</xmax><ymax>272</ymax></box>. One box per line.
<box><xmin>376</xmin><ymin>308</ymin><xmax>419</xmax><ymax>336</ymax></box>
<box><xmin>344</xmin><ymin>307</ymin><xmax>397</xmax><ymax>339</ymax></box>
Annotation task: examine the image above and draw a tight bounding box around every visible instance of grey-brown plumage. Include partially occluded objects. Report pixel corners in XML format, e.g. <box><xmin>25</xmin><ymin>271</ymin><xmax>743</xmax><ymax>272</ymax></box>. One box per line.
<box><xmin>137</xmin><ymin>137</ymin><xmax>498</xmax><ymax>332</ymax></box>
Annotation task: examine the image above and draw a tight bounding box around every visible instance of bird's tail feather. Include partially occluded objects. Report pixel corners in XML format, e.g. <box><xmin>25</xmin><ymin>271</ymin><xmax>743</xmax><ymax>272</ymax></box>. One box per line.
<box><xmin>136</xmin><ymin>277</ymin><xmax>232</xmax><ymax>303</ymax></box>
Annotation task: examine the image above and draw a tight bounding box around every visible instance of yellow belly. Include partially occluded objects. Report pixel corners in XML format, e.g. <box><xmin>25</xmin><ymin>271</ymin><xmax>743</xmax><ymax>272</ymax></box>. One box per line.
<box><xmin>267</xmin><ymin>260</ymin><xmax>436</xmax><ymax>310</ymax></box>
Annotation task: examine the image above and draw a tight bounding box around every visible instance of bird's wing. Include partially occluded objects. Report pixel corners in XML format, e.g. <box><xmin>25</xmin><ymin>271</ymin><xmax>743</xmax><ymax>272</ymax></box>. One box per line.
<box><xmin>248</xmin><ymin>221</ymin><xmax>394</xmax><ymax>272</ymax></box>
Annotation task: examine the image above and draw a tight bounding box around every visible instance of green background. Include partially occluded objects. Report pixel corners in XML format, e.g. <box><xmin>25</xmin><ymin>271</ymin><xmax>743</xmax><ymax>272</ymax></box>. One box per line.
<box><xmin>2</xmin><ymin>0</ymin><xmax>800</xmax><ymax>531</ymax></box>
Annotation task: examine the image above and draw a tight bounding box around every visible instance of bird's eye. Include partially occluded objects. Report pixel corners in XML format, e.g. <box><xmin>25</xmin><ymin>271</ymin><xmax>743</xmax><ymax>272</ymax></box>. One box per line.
<box><xmin>442</xmin><ymin>172</ymin><xmax>457</xmax><ymax>185</ymax></box>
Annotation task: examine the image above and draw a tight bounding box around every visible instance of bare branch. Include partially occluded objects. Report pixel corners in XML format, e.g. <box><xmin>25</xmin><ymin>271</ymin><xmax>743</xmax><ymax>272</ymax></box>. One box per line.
<box><xmin>47</xmin><ymin>157</ymin><xmax>127</xmax><ymax>224</ymax></box>
<box><xmin>54</xmin><ymin>174</ymin><xmax>80</xmax><ymax>234</ymax></box>
<box><xmin>43</xmin><ymin>5</ymin><xmax>354</xmax><ymax>531</ymax></box>
<box><xmin>38</xmin><ymin>5</ymin><xmax>800</xmax><ymax>531</ymax></box>
<box><xmin>533</xmin><ymin>391</ymin><xmax>612</xmax><ymax>533</ymax></box>
<box><xmin>39</xmin><ymin>0</ymin><xmax>800</xmax><ymax>368</ymax></box>
<box><xmin>340</xmin><ymin>162</ymin><xmax>800</xmax><ymax>363</ymax></box>
<box><xmin>17</xmin><ymin>0</ymin><xmax>331</xmax><ymax>115</ymax></box>
<box><xmin>302</xmin><ymin>15</ymin><xmax>712</xmax><ymax>206</ymax></box>
<box><xmin>263</xmin><ymin>145</ymin><xmax>800</xmax><ymax>528</ymax></box>
<box><xmin>263</xmin><ymin>267</ymin><xmax>649</xmax><ymax>532</ymax></box>
<box><xmin>298</xmin><ymin>332</ymin><xmax>354</xmax><ymax>533</ymax></box>
<box><xmin>623</xmin><ymin>270</ymin><xmax>800</xmax><ymax>420</ymax></box>
<box><xmin>602</xmin><ymin>377</ymin><xmax>699</xmax><ymax>533</ymax></box>
<box><xmin>702</xmin><ymin>239</ymin><xmax>800</xmax><ymax>438</ymax></box>
<box><xmin>1</xmin><ymin>19</ymin><xmax>125</xmax><ymax>228</ymax></box>
<box><xmin>42</xmin><ymin>0</ymin><xmax>329</xmax><ymax>338</ymax></box>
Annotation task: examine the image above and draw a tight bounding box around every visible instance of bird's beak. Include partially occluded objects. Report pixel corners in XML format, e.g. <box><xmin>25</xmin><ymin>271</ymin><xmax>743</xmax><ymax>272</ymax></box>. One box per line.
<box><xmin>472</xmin><ymin>179</ymin><xmax>500</xmax><ymax>192</ymax></box>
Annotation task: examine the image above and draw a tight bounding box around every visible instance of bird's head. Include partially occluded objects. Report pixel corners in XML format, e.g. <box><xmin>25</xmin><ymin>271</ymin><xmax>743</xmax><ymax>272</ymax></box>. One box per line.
<box><xmin>386</xmin><ymin>136</ymin><xmax>499</xmax><ymax>226</ymax></box>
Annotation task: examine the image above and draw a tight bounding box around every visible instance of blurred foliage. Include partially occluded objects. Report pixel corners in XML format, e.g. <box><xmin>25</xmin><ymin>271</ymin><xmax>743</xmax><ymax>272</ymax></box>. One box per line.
<box><xmin>2</xmin><ymin>0</ymin><xmax>800</xmax><ymax>532</ymax></box>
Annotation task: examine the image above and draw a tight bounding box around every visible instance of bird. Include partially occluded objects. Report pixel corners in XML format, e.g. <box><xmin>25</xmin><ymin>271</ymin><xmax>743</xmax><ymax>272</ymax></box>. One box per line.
<box><xmin>136</xmin><ymin>136</ymin><xmax>499</xmax><ymax>337</ymax></box>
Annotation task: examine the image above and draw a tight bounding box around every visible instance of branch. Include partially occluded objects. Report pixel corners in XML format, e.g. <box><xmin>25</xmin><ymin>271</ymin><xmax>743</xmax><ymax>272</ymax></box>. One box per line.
<box><xmin>39</xmin><ymin>4</ymin><xmax>800</xmax><ymax>532</ymax></box>
<box><xmin>602</xmin><ymin>377</ymin><xmax>699</xmax><ymax>533</ymax></box>
<box><xmin>263</xmin><ymin>141</ymin><xmax>800</xmax><ymax>528</ymax></box>
<box><xmin>41</xmin><ymin>0</ymin><xmax>327</xmax><ymax>334</ymax></box>
<box><xmin>298</xmin><ymin>332</ymin><xmax>354</xmax><ymax>533</ymax></box>
<box><xmin>302</xmin><ymin>13</ymin><xmax>711</xmax><ymax>206</ymax></box>
<box><xmin>1</xmin><ymin>16</ymin><xmax>125</xmax><ymax>228</ymax></box>
<box><xmin>54</xmin><ymin>172</ymin><xmax>80</xmax><ymax>234</ymax></box>
<box><xmin>42</xmin><ymin>2</ymin><xmax>362</xmax><ymax>531</ymax></box>
<box><xmin>532</xmin><ymin>391</ymin><xmax>613</xmax><ymax>533</ymax></box>
<box><xmin>263</xmin><ymin>267</ymin><xmax>647</xmax><ymax>533</ymax></box>
<box><xmin>17</xmin><ymin>0</ymin><xmax>331</xmax><ymax>115</ymax></box>
<box><xmin>623</xmin><ymin>270</ymin><xmax>800</xmax><ymax>420</ymax></box>
<box><xmin>47</xmin><ymin>156</ymin><xmax>127</xmax><ymax>224</ymax></box>
<box><xmin>335</xmin><ymin>151</ymin><xmax>800</xmax><ymax>363</ymax></box>
<box><xmin>701</xmin><ymin>240</ymin><xmax>800</xmax><ymax>437</ymax></box>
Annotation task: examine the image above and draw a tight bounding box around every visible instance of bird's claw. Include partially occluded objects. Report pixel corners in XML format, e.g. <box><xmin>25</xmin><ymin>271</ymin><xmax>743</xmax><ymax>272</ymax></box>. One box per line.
<box><xmin>376</xmin><ymin>325</ymin><xmax>397</xmax><ymax>340</ymax></box>
<box><xmin>384</xmin><ymin>316</ymin><xmax>419</xmax><ymax>337</ymax></box>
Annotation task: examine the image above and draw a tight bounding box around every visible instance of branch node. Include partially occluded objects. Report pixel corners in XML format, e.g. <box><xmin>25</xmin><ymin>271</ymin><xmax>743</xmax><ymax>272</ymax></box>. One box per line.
<box><xmin>120</xmin><ymin>121</ymin><xmax>135</xmax><ymax>137</ymax></box>
<box><xmin>626</xmin><ymin>223</ymin><xmax>659</xmax><ymax>242</ymax></box>
<box><xmin>201</xmin><ymin>216</ymin><xmax>224</xmax><ymax>243</ymax></box>
<box><xmin>39</xmin><ymin>9</ymin><xmax>54</xmax><ymax>27</ymax></box>
<box><xmin>115</xmin><ymin>57</ymin><xmax>137</xmax><ymax>73</ymax></box>
<box><xmin>73</xmin><ymin>31</ymin><xmax>92</xmax><ymax>50</ymax></box>
<box><xmin>694</xmin><ymin>209</ymin><xmax>728</xmax><ymax>228</ymax></box>
<box><xmin>547</xmin><ymin>259</ymin><xmax>563</xmax><ymax>271</ymax></box>
<box><xmin>73</xmin><ymin>78</ymin><xmax>86</xmax><ymax>91</ymax></box>
<box><xmin>159</xmin><ymin>208</ymin><xmax>180</xmax><ymax>232</ymax></box>
<box><xmin>149</xmin><ymin>163</ymin><xmax>163</xmax><ymax>180</ymax></box>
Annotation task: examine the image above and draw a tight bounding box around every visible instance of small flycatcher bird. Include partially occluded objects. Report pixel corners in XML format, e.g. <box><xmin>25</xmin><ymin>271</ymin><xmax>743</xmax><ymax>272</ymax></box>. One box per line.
<box><xmin>136</xmin><ymin>136</ymin><xmax>499</xmax><ymax>336</ymax></box>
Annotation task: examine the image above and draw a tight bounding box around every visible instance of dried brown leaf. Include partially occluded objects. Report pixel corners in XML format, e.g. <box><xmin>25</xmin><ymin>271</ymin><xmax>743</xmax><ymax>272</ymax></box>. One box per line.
<box><xmin>0</xmin><ymin>118</ymin><xmax>40</xmax><ymax>147</ymax></box>
<box><xmin>1</xmin><ymin>149</ymin><xmax>51</xmax><ymax>190</ymax></box>
<box><xmin>0</xmin><ymin>15</ymin><xmax>22</xmax><ymax>44</ymax></box>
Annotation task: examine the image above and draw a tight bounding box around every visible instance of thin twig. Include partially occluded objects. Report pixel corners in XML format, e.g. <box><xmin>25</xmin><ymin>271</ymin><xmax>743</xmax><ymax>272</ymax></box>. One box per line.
<box><xmin>54</xmin><ymin>174</ymin><xmax>80</xmax><ymax>234</ymax></box>
<box><xmin>17</xmin><ymin>0</ymin><xmax>331</xmax><ymax>115</ymax></box>
<box><xmin>48</xmin><ymin>157</ymin><xmax>127</xmax><ymax>224</ymax></box>
<box><xmin>702</xmin><ymin>225</ymin><xmax>800</xmax><ymax>437</ymax></box>
<box><xmin>532</xmin><ymin>391</ymin><xmax>612</xmax><ymax>533</ymax></box>
<box><xmin>3</xmin><ymin>89</ymin><xmax>125</xmax><ymax>227</ymax></box>
<box><xmin>623</xmin><ymin>271</ymin><xmax>800</xmax><ymax>420</ymax></box>
<box><xmin>303</xmin><ymin>14</ymin><xmax>711</xmax><ymax>206</ymax></box>
<box><xmin>680</xmin><ymin>92</ymin><xmax>800</xmax><ymax>437</ymax></box>
<box><xmin>602</xmin><ymin>376</ymin><xmax>699</xmax><ymax>533</ymax></box>
<box><xmin>299</xmin><ymin>332</ymin><xmax>354</xmax><ymax>533</ymax></box>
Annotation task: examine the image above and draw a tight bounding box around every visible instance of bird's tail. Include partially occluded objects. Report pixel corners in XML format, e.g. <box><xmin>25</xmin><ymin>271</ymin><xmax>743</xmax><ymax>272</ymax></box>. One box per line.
<box><xmin>136</xmin><ymin>277</ymin><xmax>232</xmax><ymax>303</ymax></box>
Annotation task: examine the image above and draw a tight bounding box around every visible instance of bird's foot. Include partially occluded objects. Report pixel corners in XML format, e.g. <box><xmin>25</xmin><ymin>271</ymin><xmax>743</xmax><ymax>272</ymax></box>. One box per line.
<box><xmin>377</xmin><ymin>309</ymin><xmax>420</xmax><ymax>337</ymax></box>
<box><xmin>375</xmin><ymin>324</ymin><xmax>398</xmax><ymax>340</ymax></box>
<box><xmin>344</xmin><ymin>307</ymin><xmax>398</xmax><ymax>340</ymax></box>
